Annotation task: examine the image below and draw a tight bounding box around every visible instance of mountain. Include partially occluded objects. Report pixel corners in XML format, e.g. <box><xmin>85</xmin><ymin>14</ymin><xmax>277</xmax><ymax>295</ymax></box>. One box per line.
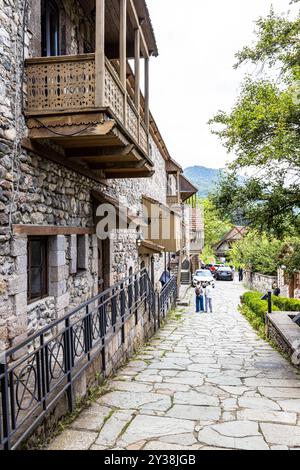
<box><xmin>184</xmin><ymin>166</ymin><xmax>224</xmax><ymax>198</ymax></box>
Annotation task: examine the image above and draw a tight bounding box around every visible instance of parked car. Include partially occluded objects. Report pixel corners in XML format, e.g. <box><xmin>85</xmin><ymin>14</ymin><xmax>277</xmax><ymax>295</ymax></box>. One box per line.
<box><xmin>192</xmin><ymin>269</ymin><xmax>215</xmax><ymax>288</ymax></box>
<box><xmin>205</xmin><ymin>264</ymin><xmax>217</xmax><ymax>274</ymax></box>
<box><xmin>215</xmin><ymin>267</ymin><xmax>234</xmax><ymax>281</ymax></box>
<box><xmin>213</xmin><ymin>264</ymin><xmax>225</xmax><ymax>277</ymax></box>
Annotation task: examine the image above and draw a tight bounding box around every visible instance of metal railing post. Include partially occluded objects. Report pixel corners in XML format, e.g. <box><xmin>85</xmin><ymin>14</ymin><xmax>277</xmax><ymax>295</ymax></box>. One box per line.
<box><xmin>64</xmin><ymin>318</ymin><xmax>74</xmax><ymax>413</ymax></box>
<box><xmin>120</xmin><ymin>283</ymin><xmax>126</xmax><ymax>344</ymax></box>
<box><xmin>0</xmin><ymin>360</ymin><xmax>11</xmax><ymax>450</ymax></box>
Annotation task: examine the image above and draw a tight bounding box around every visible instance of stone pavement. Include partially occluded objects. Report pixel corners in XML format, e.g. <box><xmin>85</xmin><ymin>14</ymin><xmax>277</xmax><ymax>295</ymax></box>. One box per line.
<box><xmin>48</xmin><ymin>278</ymin><xmax>300</xmax><ymax>451</ymax></box>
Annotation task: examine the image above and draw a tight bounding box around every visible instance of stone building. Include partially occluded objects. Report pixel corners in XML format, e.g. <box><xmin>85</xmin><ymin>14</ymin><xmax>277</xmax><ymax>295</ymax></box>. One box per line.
<box><xmin>0</xmin><ymin>0</ymin><xmax>198</xmax><ymax>353</ymax></box>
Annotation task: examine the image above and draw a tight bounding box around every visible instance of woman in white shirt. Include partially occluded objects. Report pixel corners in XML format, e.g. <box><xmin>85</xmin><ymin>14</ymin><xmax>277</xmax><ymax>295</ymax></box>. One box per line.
<box><xmin>204</xmin><ymin>282</ymin><xmax>213</xmax><ymax>313</ymax></box>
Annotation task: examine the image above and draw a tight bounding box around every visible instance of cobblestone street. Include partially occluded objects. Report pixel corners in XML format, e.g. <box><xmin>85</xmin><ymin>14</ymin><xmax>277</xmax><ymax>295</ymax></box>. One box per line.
<box><xmin>48</xmin><ymin>278</ymin><xmax>300</xmax><ymax>451</ymax></box>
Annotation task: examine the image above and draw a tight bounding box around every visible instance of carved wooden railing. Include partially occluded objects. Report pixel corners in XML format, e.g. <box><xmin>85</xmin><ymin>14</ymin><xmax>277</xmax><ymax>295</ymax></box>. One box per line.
<box><xmin>167</xmin><ymin>194</ymin><xmax>180</xmax><ymax>205</ymax></box>
<box><xmin>25</xmin><ymin>54</ymin><xmax>148</xmax><ymax>153</ymax></box>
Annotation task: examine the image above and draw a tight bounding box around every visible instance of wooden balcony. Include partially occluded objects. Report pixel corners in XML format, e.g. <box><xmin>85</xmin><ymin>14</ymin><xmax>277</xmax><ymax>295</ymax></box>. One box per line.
<box><xmin>24</xmin><ymin>54</ymin><xmax>153</xmax><ymax>179</ymax></box>
<box><xmin>166</xmin><ymin>194</ymin><xmax>180</xmax><ymax>206</ymax></box>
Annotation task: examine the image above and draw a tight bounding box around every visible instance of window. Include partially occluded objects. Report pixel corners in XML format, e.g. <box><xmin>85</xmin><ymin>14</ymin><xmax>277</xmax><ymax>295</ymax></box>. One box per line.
<box><xmin>42</xmin><ymin>0</ymin><xmax>60</xmax><ymax>57</ymax></box>
<box><xmin>77</xmin><ymin>235</ymin><xmax>88</xmax><ymax>273</ymax></box>
<box><xmin>28</xmin><ymin>237</ymin><xmax>48</xmax><ymax>303</ymax></box>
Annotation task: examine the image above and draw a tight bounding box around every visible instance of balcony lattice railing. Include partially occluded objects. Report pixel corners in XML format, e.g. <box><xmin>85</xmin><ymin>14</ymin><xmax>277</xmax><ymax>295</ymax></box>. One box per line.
<box><xmin>25</xmin><ymin>54</ymin><xmax>148</xmax><ymax>154</ymax></box>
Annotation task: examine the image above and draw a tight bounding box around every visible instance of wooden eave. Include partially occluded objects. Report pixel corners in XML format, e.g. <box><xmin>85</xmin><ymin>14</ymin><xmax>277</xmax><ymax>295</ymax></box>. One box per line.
<box><xmin>25</xmin><ymin>109</ymin><xmax>154</xmax><ymax>180</ymax></box>
<box><xmin>139</xmin><ymin>240</ymin><xmax>165</xmax><ymax>255</ymax></box>
<box><xmin>166</xmin><ymin>159</ymin><xmax>183</xmax><ymax>175</ymax></box>
<box><xmin>142</xmin><ymin>194</ymin><xmax>181</xmax><ymax>217</ymax></box>
<box><xmin>180</xmin><ymin>174</ymin><xmax>198</xmax><ymax>202</ymax></box>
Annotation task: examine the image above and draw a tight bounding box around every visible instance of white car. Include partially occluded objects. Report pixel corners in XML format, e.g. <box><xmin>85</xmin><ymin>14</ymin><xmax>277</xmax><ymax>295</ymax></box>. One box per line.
<box><xmin>192</xmin><ymin>269</ymin><xmax>215</xmax><ymax>288</ymax></box>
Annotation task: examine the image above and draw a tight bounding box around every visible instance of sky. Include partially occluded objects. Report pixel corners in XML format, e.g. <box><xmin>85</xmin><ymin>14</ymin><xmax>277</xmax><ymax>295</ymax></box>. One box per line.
<box><xmin>146</xmin><ymin>0</ymin><xmax>298</xmax><ymax>170</ymax></box>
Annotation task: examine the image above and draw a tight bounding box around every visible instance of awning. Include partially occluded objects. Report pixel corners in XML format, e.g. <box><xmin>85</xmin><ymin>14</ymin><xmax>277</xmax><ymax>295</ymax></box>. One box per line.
<box><xmin>139</xmin><ymin>240</ymin><xmax>165</xmax><ymax>255</ymax></box>
<box><xmin>180</xmin><ymin>175</ymin><xmax>198</xmax><ymax>202</ymax></box>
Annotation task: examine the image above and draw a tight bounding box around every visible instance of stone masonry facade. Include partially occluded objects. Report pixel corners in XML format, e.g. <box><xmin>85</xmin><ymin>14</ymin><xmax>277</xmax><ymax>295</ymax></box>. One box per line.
<box><xmin>0</xmin><ymin>0</ymin><xmax>172</xmax><ymax>352</ymax></box>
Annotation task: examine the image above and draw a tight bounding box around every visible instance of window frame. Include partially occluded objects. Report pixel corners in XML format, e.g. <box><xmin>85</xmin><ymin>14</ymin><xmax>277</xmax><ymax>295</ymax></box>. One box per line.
<box><xmin>27</xmin><ymin>236</ymin><xmax>49</xmax><ymax>304</ymax></box>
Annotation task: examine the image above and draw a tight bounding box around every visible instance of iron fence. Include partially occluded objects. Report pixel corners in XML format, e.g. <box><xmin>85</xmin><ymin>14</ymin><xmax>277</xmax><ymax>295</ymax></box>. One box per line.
<box><xmin>0</xmin><ymin>269</ymin><xmax>176</xmax><ymax>450</ymax></box>
<box><xmin>157</xmin><ymin>276</ymin><xmax>178</xmax><ymax>327</ymax></box>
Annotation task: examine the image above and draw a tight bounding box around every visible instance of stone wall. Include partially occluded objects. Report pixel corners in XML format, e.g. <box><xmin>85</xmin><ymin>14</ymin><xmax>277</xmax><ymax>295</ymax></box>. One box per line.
<box><xmin>0</xmin><ymin>0</ymin><xmax>171</xmax><ymax>352</ymax></box>
<box><xmin>278</xmin><ymin>269</ymin><xmax>300</xmax><ymax>300</ymax></box>
<box><xmin>244</xmin><ymin>270</ymin><xmax>277</xmax><ymax>293</ymax></box>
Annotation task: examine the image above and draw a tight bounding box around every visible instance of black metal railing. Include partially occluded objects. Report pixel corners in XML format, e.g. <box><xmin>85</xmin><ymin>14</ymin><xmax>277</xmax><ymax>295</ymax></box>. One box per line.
<box><xmin>0</xmin><ymin>269</ymin><xmax>177</xmax><ymax>450</ymax></box>
<box><xmin>157</xmin><ymin>276</ymin><xmax>178</xmax><ymax>327</ymax></box>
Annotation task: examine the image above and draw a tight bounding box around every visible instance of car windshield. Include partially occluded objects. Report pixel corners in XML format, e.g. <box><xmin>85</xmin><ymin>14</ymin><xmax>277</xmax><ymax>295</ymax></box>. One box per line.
<box><xmin>218</xmin><ymin>267</ymin><xmax>232</xmax><ymax>272</ymax></box>
<box><xmin>196</xmin><ymin>270</ymin><xmax>211</xmax><ymax>277</ymax></box>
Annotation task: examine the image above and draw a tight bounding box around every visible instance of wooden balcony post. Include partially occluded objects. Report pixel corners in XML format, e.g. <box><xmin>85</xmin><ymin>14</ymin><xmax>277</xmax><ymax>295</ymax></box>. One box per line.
<box><xmin>135</xmin><ymin>28</ymin><xmax>141</xmax><ymax>143</ymax></box>
<box><xmin>177</xmin><ymin>171</ymin><xmax>181</xmax><ymax>203</ymax></box>
<box><xmin>120</xmin><ymin>0</ymin><xmax>127</xmax><ymax>125</ymax></box>
<box><xmin>144</xmin><ymin>57</ymin><xmax>150</xmax><ymax>131</ymax></box>
<box><xmin>95</xmin><ymin>0</ymin><xmax>105</xmax><ymax>107</ymax></box>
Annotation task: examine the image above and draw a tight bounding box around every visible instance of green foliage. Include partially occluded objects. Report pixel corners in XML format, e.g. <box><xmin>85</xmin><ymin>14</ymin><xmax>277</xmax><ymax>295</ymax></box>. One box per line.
<box><xmin>230</xmin><ymin>231</ymin><xmax>282</xmax><ymax>275</ymax></box>
<box><xmin>211</xmin><ymin>172</ymin><xmax>300</xmax><ymax>238</ymax></box>
<box><xmin>239</xmin><ymin>304</ymin><xmax>266</xmax><ymax>337</ymax></box>
<box><xmin>201</xmin><ymin>245</ymin><xmax>216</xmax><ymax>264</ymax></box>
<box><xmin>272</xmin><ymin>295</ymin><xmax>300</xmax><ymax>311</ymax></box>
<box><xmin>280</xmin><ymin>239</ymin><xmax>300</xmax><ymax>275</ymax></box>
<box><xmin>209</xmin><ymin>6</ymin><xmax>300</xmax><ymax>236</ymax></box>
<box><xmin>202</xmin><ymin>198</ymin><xmax>233</xmax><ymax>248</ymax></box>
<box><xmin>241</xmin><ymin>291</ymin><xmax>279</xmax><ymax>321</ymax></box>
<box><xmin>234</xmin><ymin>8</ymin><xmax>300</xmax><ymax>79</ymax></box>
<box><xmin>241</xmin><ymin>291</ymin><xmax>300</xmax><ymax>319</ymax></box>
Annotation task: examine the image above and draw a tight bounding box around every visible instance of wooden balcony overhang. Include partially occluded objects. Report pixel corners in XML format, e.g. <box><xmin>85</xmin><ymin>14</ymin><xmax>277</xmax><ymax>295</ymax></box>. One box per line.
<box><xmin>24</xmin><ymin>54</ymin><xmax>153</xmax><ymax>179</ymax></box>
<box><xmin>166</xmin><ymin>158</ymin><xmax>183</xmax><ymax>175</ymax></box>
<box><xmin>180</xmin><ymin>175</ymin><xmax>198</xmax><ymax>202</ymax></box>
<box><xmin>139</xmin><ymin>240</ymin><xmax>165</xmax><ymax>255</ymax></box>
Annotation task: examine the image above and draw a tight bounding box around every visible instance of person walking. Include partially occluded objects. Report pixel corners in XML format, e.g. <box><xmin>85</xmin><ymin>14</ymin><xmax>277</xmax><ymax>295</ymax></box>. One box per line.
<box><xmin>195</xmin><ymin>282</ymin><xmax>204</xmax><ymax>313</ymax></box>
<box><xmin>204</xmin><ymin>282</ymin><xmax>213</xmax><ymax>313</ymax></box>
<box><xmin>238</xmin><ymin>267</ymin><xmax>244</xmax><ymax>282</ymax></box>
<box><xmin>272</xmin><ymin>282</ymin><xmax>281</xmax><ymax>297</ymax></box>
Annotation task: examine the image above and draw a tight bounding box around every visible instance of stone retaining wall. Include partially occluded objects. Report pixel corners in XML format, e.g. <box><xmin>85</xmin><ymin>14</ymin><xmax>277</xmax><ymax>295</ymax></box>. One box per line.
<box><xmin>244</xmin><ymin>271</ymin><xmax>277</xmax><ymax>293</ymax></box>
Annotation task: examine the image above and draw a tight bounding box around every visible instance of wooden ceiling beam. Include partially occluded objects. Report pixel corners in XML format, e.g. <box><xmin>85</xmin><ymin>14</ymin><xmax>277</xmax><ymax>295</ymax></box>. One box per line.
<box><xmin>88</xmin><ymin>159</ymin><xmax>146</xmax><ymax>170</ymax></box>
<box><xmin>66</xmin><ymin>144</ymin><xmax>134</xmax><ymax>159</ymax></box>
<box><xmin>102</xmin><ymin>169</ymin><xmax>154</xmax><ymax>179</ymax></box>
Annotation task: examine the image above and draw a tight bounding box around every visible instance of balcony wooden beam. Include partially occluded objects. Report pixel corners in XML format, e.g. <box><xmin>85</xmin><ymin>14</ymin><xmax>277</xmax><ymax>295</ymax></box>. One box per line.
<box><xmin>88</xmin><ymin>159</ymin><xmax>146</xmax><ymax>170</ymax></box>
<box><xmin>95</xmin><ymin>0</ymin><xmax>105</xmax><ymax>107</ymax></box>
<box><xmin>66</xmin><ymin>145</ymin><xmax>135</xmax><ymax>159</ymax></box>
<box><xmin>127</xmin><ymin>0</ymin><xmax>149</xmax><ymax>58</ymax></box>
<box><xmin>144</xmin><ymin>57</ymin><xmax>150</xmax><ymax>131</ymax></box>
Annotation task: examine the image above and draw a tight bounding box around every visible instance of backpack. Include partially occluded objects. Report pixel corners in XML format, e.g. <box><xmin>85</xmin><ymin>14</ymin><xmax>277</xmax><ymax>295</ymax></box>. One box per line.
<box><xmin>195</xmin><ymin>286</ymin><xmax>201</xmax><ymax>296</ymax></box>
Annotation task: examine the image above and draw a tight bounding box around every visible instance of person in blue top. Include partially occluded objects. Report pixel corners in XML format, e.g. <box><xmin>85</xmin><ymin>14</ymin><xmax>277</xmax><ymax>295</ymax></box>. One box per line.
<box><xmin>160</xmin><ymin>269</ymin><xmax>171</xmax><ymax>287</ymax></box>
<box><xmin>195</xmin><ymin>282</ymin><xmax>205</xmax><ymax>313</ymax></box>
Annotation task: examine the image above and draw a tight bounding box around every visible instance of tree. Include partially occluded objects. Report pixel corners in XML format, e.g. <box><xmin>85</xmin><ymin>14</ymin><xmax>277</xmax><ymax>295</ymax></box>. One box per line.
<box><xmin>209</xmin><ymin>7</ymin><xmax>300</xmax><ymax>236</ymax></box>
<box><xmin>202</xmin><ymin>198</ymin><xmax>232</xmax><ymax>248</ymax></box>
<box><xmin>229</xmin><ymin>231</ymin><xmax>283</xmax><ymax>276</ymax></box>
<box><xmin>280</xmin><ymin>238</ymin><xmax>300</xmax><ymax>275</ymax></box>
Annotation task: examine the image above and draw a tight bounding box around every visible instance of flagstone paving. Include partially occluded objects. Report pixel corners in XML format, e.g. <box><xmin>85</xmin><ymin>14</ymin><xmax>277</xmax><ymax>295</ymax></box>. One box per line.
<box><xmin>48</xmin><ymin>278</ymin><xmax>300</xmax><ymax>451</ymax></box>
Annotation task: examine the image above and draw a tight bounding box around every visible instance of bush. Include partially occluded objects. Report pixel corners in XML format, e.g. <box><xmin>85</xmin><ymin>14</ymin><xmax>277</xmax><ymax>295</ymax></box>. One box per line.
<box><xmin>241</xmin><ymin>291</ymin><xmax>300</xmax><ymax>318</ymax></box>
<box><xmin>239</xmin><ymin>304</ymin><xmax>266</xmax><ymax>337</ymax></box>
<box><xmin>272</xmin><ymin>296</ymin><xmax>300</xmax><ymax>312</ymax></box>
<box><xmin>240</xmin><ymin>291</ymin><xmax>279</xmax><ymax>322</ymax></box>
